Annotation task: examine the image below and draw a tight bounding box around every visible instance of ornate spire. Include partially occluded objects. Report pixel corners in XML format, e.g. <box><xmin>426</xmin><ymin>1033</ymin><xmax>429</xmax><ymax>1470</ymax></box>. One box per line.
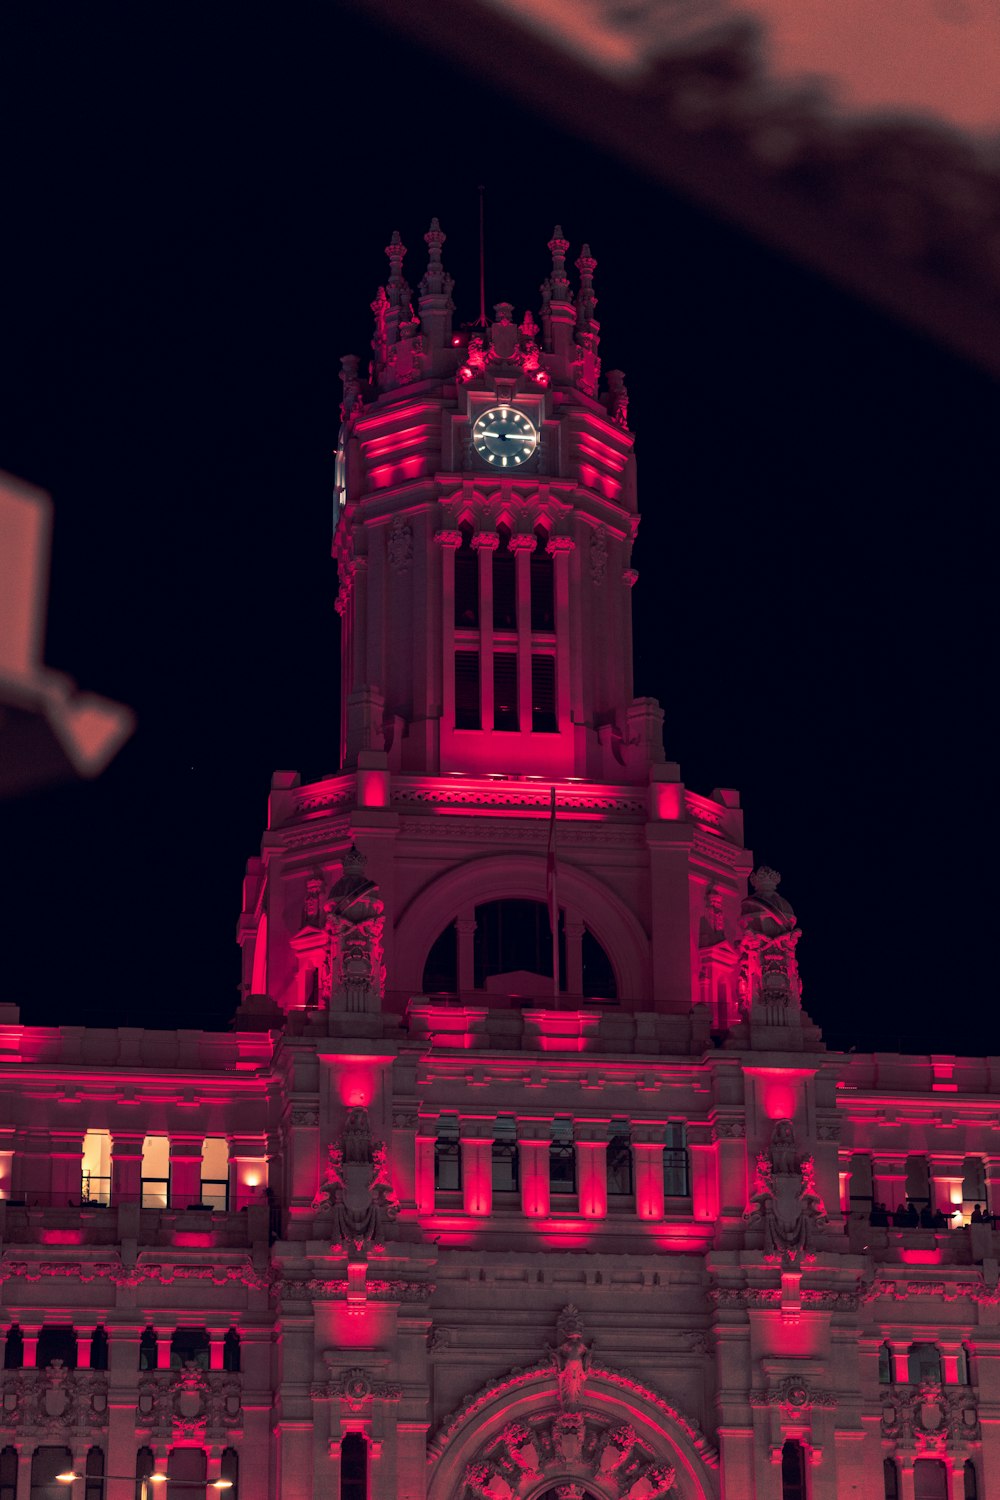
<box><xmin>384</xmin><ymin>229</ymin><xmax>409</xmax><ymax>308</ymax></box>
<box><xmin>419</xmin><ymin>216</ymin><xmax>450</xmax><ymax>298</ymax></box>
<box><xmin>575</xmin><ymin>243</ymin><xmax>598</xmax><ymax>330</ymax></box>
<box><xmin>545</xmin><ymin>225</ymin><xmax>572</xmax><ymax>305</ymax></box>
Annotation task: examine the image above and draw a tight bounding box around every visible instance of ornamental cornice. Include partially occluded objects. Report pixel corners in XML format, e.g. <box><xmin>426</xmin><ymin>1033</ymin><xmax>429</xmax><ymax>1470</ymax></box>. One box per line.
<box><xmin>398</xmin><ymin>816</ymin><xmax>642</xmax><ymax>847</ymax></box>
<box><xmin>281</xmin><ymin>817</ymin><xmax>353</xmax><ymax>849</ymax></box>
<box><xmin>279</xmin><ymin>1277</ymin><xmax>433</xmax><ymax>1303</ymax></box>
<box><xmin>392</xmin><ymin>784</ymin><xmax>647</xmax><ymax>818</ymax></box>
<box><xmin>862</xmin><ymin>1278</ymin><xmax>1000</xmax><ymax>1306</ymax></box>
<box><xmin>471</xmin><ymin>531</ymin><xmax>500</xmax><ymax>551</ymax></box>
<box><xmin>0</xmin><ymin>1257</ymin><xmax>270</xmax><ymax>1290</ymax></box>
<box><xmin>711</xmin><ymin>1287</ymin><xmax>859</xmax><ymax>1311</ymax></box>
<box><xmin>691</xmin><ymin>832</ymin><xmax>744</xmax><ymax>868</ymax></box>
<box><xmin>434</xmin><ymin>528</ymin><xmax>463</xmax><ymax>549</ymax></box>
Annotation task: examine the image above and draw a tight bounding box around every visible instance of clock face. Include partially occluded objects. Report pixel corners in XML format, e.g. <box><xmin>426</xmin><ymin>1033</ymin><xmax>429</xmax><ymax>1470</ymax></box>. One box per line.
<box><xmin>472</xmin><ymin>406</ymin><xmax>538</xmax><ymax>468</ymax></box>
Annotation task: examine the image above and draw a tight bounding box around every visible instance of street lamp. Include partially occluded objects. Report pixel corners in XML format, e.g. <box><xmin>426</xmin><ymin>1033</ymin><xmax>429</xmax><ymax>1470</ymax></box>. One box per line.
<box><xmin>57</xmin><ymin>1476</ymin><xmax>232</xmax><ymax>1500</ymax></box>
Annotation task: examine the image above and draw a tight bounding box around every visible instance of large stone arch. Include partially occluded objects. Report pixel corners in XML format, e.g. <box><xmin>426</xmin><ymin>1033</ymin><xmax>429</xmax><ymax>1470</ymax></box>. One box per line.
<box><xmin>395</xmin><ymin>855</ymin><xmax>650</xmax><ymax>1003</ymax></box>
<box><xmin>427</xmin><ymin>1362</ymin><xmax>719</xmax><ymax>1500</ymax></box>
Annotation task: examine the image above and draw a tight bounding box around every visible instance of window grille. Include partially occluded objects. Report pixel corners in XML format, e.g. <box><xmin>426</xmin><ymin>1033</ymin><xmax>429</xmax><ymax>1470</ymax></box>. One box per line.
<box><xmin>607</xmin><ymin>1122</ymin><xmax>633</xmax><ymax>1197</ymax></box>
<box><xmin>663</xmin><ymin>1123</ymin><xmax>690</xmax><ymax>1198</ymax></box>
<box><xmin>141</xmin><ymin>1178</ymin><xmax>169</xmax><ymax>1210</ymax></box>
<box><xmin>530</xmin><ymin>530</ymin><xmax>554</xmax><ymax>630</ymax></box>
<box><xmin>341</xmin><ymin>1433</ymin><xmax>367</xmax><ymax>1500</ymax></box>
<box><xmin>531</xmin><ymin>655</ymin><xmax>557</xmax><ymax>733</ymax></box>
<box><xmin>493</xmin><ymin>652</ymin><xmax>518</xmax><ymax>731</ymax></box>
<box><xmin>493</xmin><ymin>528</ymin><xmax>516</xmax><ymax>629</ymax></box>
<box><xmin>550</xmin><ymin>1121</ymin><xmax>576</xmax><ymax>1196</ymax></box>
<box><xmin>454</xmin><ymin>526</ymin><xmax>479</xmax><ymax>627</ymax></box>
<box><xmin>455</xmin><ymin>651</ymin><xmax>480</xmax><ymax>730</ymax></box>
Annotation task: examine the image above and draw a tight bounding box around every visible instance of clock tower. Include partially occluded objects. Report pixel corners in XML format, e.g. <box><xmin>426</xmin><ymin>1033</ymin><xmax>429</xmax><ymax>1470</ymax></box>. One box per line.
<box><xmin>333</xmin><ymin>221</ymin><xmax>663</xmax><ymax>784</ymax></box>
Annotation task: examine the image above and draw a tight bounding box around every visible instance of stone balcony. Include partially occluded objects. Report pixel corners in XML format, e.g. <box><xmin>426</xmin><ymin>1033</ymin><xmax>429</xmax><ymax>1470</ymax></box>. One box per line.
<box><xmin>0</xmin><ymin>1198</ymin><xmax>271</xmax><ymax>1251</ymax></box>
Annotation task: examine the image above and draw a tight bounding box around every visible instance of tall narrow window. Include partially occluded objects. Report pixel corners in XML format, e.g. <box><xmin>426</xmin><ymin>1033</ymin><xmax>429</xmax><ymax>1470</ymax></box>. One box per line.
<box><xmin>957</xmin><ymin>1343</ymin><xmax>972</xmax><ymax>1385</ymax></box>
<box><xmin>138</xmin><ymin>1327</ymin><xmax>158</xmax><ymax>1371</ymax></box>
<box><xmin>201</xmin><ymin>1138</ymin><xmax>229</xmax><ymax>1211</ymax></box>
<box><xmin>454</xmin><ymin>524</ymin><xmax>478</xmax><ymax>627</ymax></box>
<box><xmin>3</xmin><ymin>1327</ymin><xmax>23</xmax><ymax>1370</ymax></box>
<box><xmin>878</xmin><ymin>1342</ymin><xmax>893</xmax><ymax>1385</ymax></box>
<box><xmin>81</xmin><ymin>1130</ymin><xmax>111</xmax><ymax>1206</ymax></box>
<box><xmin>84</xmin><ymin>1449</ymin><xmax>104</xmax><ymax>1500</ymax></box>
<box><xmin>0</xmin><ymin>1448</ymin><xmax>18</xmax><ymax>1500</ymax></box>
<box><xmin>455</xmin><ymin>651</ymin><xmax>480</xmax><ymax>730</ymax></box>
<box><xmin>493</xmin><ymin>525</ymin><xmax>516</xmax><ymax>629</ymax></box>
<box><xmin>30</xmin><ymin>1447</ymin><xmax>73</xmax><ymax>1500</ymax></box>
<box><xmin>883</xmin><ymin>1458</ymin><xmax>899</xmax><ymax>1500</ymax></box>
<box><xmin>423</xmin><ymin>921</ymin><xmax>458</xmax><ymax>994</ymax></box>
<box><xmin>89</xmin><ymin>1328</ymin><xmax>109</xmax><ymax>1371</ymax></box>
<box><xmin>908</xmin><ymin>1343</ymin><xmax>943</xmax><ymax>1385</ymax></box>
<box><xmin>340</xmin><ymin>1433</ymin><xmax>367</xmax><ymax>1500</ymax></box>
<box><xmin>434</xmin><ymin>1118</ymin><xmax>461</xmax><ymax>1192</ymax></box>
<box><xmin>491</xmin><ymin>1117</ymin><xmax>519</xmax><ymax>1194</ymax></box>
<box><xmin>780</xmin><ymin>1439</ymin><xmax>806</xmax><ymax>1500</ymax></box>
<box><xmin>141</xmin><ymin>1136</ymin><xmax>170</xmax><ymax>1209</ymax></box>
<box><xmin>913</xmin><ymin>1460</ymin><xmax>948</xmax><ymax>1500</ymax></box>
<box><xmin>550</xmin><ymin>1120</ymin><xmax>576</xmax><ymax>1196</ymax></box>
<box><xmin>664</xmin><ymin>1123</ymin><xmax>690</xmax><ymax>1198</ymax></box>
<box><xmin>220</xmin><ymin>1450</ymin><xmax>239</xmax><ymax>1500</ymax></box>
<box><xmin>963</xmin><ymin>1156</ymin><xmax>987</xmax><ymax>1212</ymax></box>
<box><xmin>493</xmin><ymin>652</ymin><xmax>518</xmax><ymax>731</ymax></box>
<box><xmin>964</xmin><ymin>1460</ymin><xmax>978</xmax><ymax>1499</ymax></box>
<box><xmin>581</xmin><ymin>927</ymin><xmax>616</xmax><ymax>999</ymax></box>
<box><xmin>905</xmin><ymin>1154</ymin><xmax>930</xmax><ymax>1208</ymax></box>
<box><xmin>135</xmin><ymin>1449</ymin><xmax>155</xmax><ymax>1500</ymax></box>
<box><xmin>530</xmin><ymin>528</ymin><xmax>554</xmax><ymax>630</ymax></box>
<box><xmin>607</xmin><ymin>1121</ymin><xmax>633</xmax><ymax>1198</ymax></box>
<box><xmin>531</xmin><ymin>655</ymin><xmax>557</xmax><ymax>733</ymax></box>
<box><xmin>166</xmin><ymin>1447</ymin><xmax>205</xmax><ymax>1500</ymax></box>
<box><xmin>170</xmin><ymin>1328</ymin><xmax>210</xmax><ymax>1371</ymax></box>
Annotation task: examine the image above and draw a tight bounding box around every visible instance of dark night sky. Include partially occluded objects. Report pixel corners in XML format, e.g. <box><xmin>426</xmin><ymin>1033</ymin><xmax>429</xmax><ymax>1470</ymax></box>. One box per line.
<box><xmin>0</xmin><ymin>6</ymin><xmax>995</xmax><ymax>1054</ymax></box>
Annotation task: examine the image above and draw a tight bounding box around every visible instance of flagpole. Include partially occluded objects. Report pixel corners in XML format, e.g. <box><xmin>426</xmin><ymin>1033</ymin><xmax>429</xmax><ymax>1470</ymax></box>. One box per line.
<box><xmin>547</xmin><ymin>787</ymin><xmax>559</xmax><ymax>1002</ymax></box>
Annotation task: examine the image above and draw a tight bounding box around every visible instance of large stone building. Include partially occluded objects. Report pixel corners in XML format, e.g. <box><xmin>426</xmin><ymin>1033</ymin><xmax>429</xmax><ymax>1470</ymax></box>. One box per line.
<box><xmin>0</xmin><ymin>224</ymin><xmax>995</xmax><ymax>1500</ymax></box>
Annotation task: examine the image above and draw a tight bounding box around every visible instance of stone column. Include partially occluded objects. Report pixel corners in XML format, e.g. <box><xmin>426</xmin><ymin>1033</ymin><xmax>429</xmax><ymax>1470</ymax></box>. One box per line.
<box><xmin>460</xmin><ymin>1122</ymin><xmax>493</xmax><ymax>1217</ymax></box>
<box><xmin>873</xmin><ymin>1154</ymin><xmax>908</xmax><ymax>1215</ymax></box>
<box><xmin>21</xmin><ymin>1326</ymin><xmax>38</xmax><ymax>1367</ymax></box>
<box><xmin>49</xmin><ymin>1131</ymin><xmax>85</xmax><ymax>1206</ymax></box>
<box><xmin>473</xmin><ymin>531</ymin><xmax>498</xmax><ymax>729</ymax></box>
<box><xmin>456</xmin><ymin>908</ymin><xmax>477</xmax><ymax>996</ymax></box>
<box><xmin>631</xmin><ymin>1130</ymin><xmax>665</xmax><ymax>1221</ymax></box>
<box><xmin>168</xmin><ymin>1136</ymin><xmax>203</xmax><ymax>1209</ymax></box>
<box><xmin>435</xmin><ymin>530</ymin><xmax>461</xmax><ymax>732</ymax></box>
<box><xmin>208</xmin><ymin>1328</ymin><xmax>226</xmax><ymax>1371</ymax></box>
<box><xmin>106</xmin><ymin>1323</ymin><xmax>142</xmax><ymax>1500</ymax></box>
<box><xmin>547</xmin><ymin>537</ymin><xmax>574</xmax><ymax>731</ymax></box>
<box><xmin>111</xmin><ymin>1132</ymin><xmax>144</xmax><ymax>1205</ymax></box>
<box><xmin>414</xmin><ymin>1123</ymin><xmax>436</xmax><ymax>1215</ymax></box>
<box><xmin>687</xmin><ymin>1124</ymin><xmax>719</xmax><ymax>1223</ymax></box>
<box><xmin>15</xmin><ymin>1451</ymin><xmax>31</xmax><ymax>1500</ymax></box>
<box><xmin>228</xmin><ymin>1135</ymin><xmax>267</xmax><ymax>1212</ymax></box>
<box><xmin>511</xmin><ymin>533</ymin><xmax>535</xmax><ymax>731</ymax></box>
<box><xmin>574</xmin><ymin>1126</ymin><xmax>607</xmax><ymax>1219</ymax></box>
<box><xmin>947</xmin><ymin>1458</ymin><xmax>966</xmax><ymax>1500</ymax></box>
<box><xmin>898</xmin><ymin>1457</ymin><xmax>916</xmax><ymax>1500</ymax></box>
<box><xmin>517</xmin><ymin>1124</ymin><xmax>551</xmax><ymax>1218</ymax></box>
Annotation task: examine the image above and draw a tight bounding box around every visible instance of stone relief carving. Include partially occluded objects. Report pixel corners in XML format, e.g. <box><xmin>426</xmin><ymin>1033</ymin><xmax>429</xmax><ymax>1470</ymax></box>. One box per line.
<box><xmin>744</xmin><ymin>1119</ymin><xmax>827</xmax><ymax>1262</ymax></box>
<box><xmin>323</xmin><ymin>845</ymin><xmax>386</xmax><ymax>1013</ymax></box>
<box><xmin>548</xmin><ymin>1306</ymin><xmax>593</xmax><ymax>1409</ymax></box>
<box><xmin>135</xmin><ymin>1364</ymin><xmax>241</xmax><ymax>1439</ymax></box>
<box><xmin>462</xmin><ymin>1407</ymin><xmax>676</xmax><ymax>1500</ymax></box>
<box><xmin>748</xmin><ymin>1377</ymin><xmax>837</xmax><ymax>1411</ymax></box>
<box><xmin>312</xmin><ymin>1366</ymin><xmax>401</xmax><ymax>1407</ymax></box>
<box><xmin>738</xmin><ymin>867</ymin><xmax>802</xmax><ymax>1018</ymax></box>
<box><xmin>313</xmin><ymin>1105</ymin><xmax>399</xmax><ymax>1254</ymax></box>
<box><xmin>387</xmin><ymin>515</ymin><xmax>413</xmax><ymax>572</ymax></box>
<box><xmin>880</xmin><ymin>1380</ymin><xmax>980</xmax><ymax>1451</ymax></box>
<box><xmin>0</xmin><ymin>1364</ymin><xmax>108</xmax><ymax>1434</ymax></box>
<box><xmin>589</xmin><ymin>525</ymin><xmax>608</xmax><ymax>585</ymax></box>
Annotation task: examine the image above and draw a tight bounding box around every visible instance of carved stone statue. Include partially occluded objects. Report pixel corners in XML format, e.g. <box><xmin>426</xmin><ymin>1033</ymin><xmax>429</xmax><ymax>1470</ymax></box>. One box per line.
<box><xmin>745</xmin><ymin>1118</ymin><xmax>827</xmax><ymax>1261</ymax></box>
<box><xmin>548</xmin><ymin>1306</ymin><xmax>592</xmax><ymax>1409</ymax></box>
<box><xmin>737</xmin><ymin>867</ymin><xmax>802</xmax><ymax>1019</ymax></box>
<box><xmin>314</xmin><ymin>1106</ymin><xmax>399</xmax><ymax>1254</ymax></box>
<box><xmin>324</xmin><ymin>846</ymin><xmax>386</xmax><ymax>1014</ymax></box>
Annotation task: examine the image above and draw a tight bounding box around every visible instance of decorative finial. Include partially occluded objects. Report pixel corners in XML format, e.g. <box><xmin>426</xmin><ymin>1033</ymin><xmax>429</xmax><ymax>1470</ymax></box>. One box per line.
<box><xmin>492</xmin><ymin>301</ymin><xmax>515</xmax><ymax>326</ymax></box>
<box><xmin>575</xmin><ymin>243</ymin><xmax>598</xmax><ymax>328</ymax></box>
<box><xmin>343</xmin><ymin>844</ymin><xmax>366</xmax><ymax>874</ymax></box>
<box><xmin>339</xmin><ymin>354</ymin><xmax>361</xmax><ymax>422</ymax></box>
<box><xmin>546</xmin><ymin>225</ymin><xmax>572</xmax><ymax>304</ymax></box>
<box><xmin>420</xmin><ymin>216</ymin><xmax>450</xmax><ymax>298</ymax></box>
<box><xmin>605</xmin><ymin>369</ymin><xmax>628</xmax><ymax>429</ymax></box>
<box><xmin>384</xmin><ymin>230</ymin><xmax>409</xmax><ymax>307</ymax></box>
<box><xmin>750</xmin><ymin>866</ymin><xmax>781</xmax><ymax>895</ymax></box>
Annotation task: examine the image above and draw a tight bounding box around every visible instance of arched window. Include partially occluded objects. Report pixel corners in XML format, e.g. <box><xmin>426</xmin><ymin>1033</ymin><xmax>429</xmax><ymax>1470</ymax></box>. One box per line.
<box><xmin>37</xmin><ymin>1327</ymin><xmax>77</xmax><ymax>1370</ymax></box>
<box><xmin>3</xmin><ymin>1326</ymin><xmax>23</xmax><ymax>1370</ymax></box>
<box><xmin>664</xmin><ymin>1123</ymin><xmax>690</xmax><ymax>1199</ymax></box>
<box><xmin>84</xmin><ymin>1448</ymin><xmax>104</xmax><ymax>1500</ymax></box>
<box><xmin>581</xmin><ymin>927</ymin><xmax>616</xmax><ymax>999</ymax></box>
<box><xmin>780</xmin><ymin>1439</ymin><xmax>806</xmax><ymax>1500</ymax></box>
<box><xmin>530</xmin><ymin>527</ymin><xmax>554</xmax><ymax>631</ymax></box>
<box><xmin>491</xmin><ymin>1117</ymin><xmax>519</xmax><ymax>1194</ymax></box>
<box><xmin>473</xmin><ymin>900</ymin><xmax>563</xmax><ymax>992</ymax></box>
<box><xmin>883</xmin><ymin>1457</ymin><xmax>899</xmax><ymax>1500</ymax></box>
<box><xmin>170</xmin><ymin>1328</ymin><xmax>210</xmax><ymax>1371</ymax></box>
<box><xmin>138</xmin><ymin>1327</ymin><xmax>158</xmax><ymax>1371</ymax></box>
<box><xmin>1</xmin><ymin>1447</ymin><xmax>18</xmax><ymax>1500</ymax></box>
<box><xmin>964</xmin><ymin>1460</ymin><xmax>978</xmax><ymax>1500</ymax></box>
<box><xmin>223</xmin><ymin>1329</ymin><xmax>241</xmax><ymax>1373</ymax></box>
<box><xmin>454</xmin><ymin>523</ymin><xmax>478</xmax><ymax>627</ymax></box>
<box><xmin>550</xmin><ymin>1120</ymin><xmax>576</xmax><ymax>1196</ymax></box>
<box><xmin>607</xmin><ymin>1121</ymin><xmax>633</xmax><ymax>1198</ymax></box>
<box><xmin>422</xmin><ymin>921</ymin><xmax>457</xmax><ymax>994</ymax></box>
<box><xmin>30</xmin><ymin>1446</ymin><xmax>73</xmax><ymax>1500</ymax></box>
<box><xmin>340</xmin><ymin>1433</ymin><xmax>367</xmax><ymax>1500</ymax></box>
<box><xmin>433</xmin><ymin>1118</ymin><xmax>461</xmax><ymax>1192</ymax></box>
<box><xmin>89</xmin><ymin>1328</ymin><xmax>109</xmax><ymax>1371</ymax></box>
<box><xmin>908</xmin><ymin>1343</ymin><xmax>943</xmax><ymax>1385</ymax></box>
<box><xmin>914</xmin><ymin>1459</ymin><xmax>948</xmax><ymax>1500</ymax></box>
<box><xmin>878</xmin><ymin>1342</ymin><xmax>894</xmax><ymax>1384</ymax></box>
<box><xmin>220</xmin><ymin>1450</ymin><xmax>238</xmax><ymax>1500</ymax></box>
<box><xmin>135</xmin><ymin>1449</ymin><xmax>155</xmax><ymax>1500</ymax></box>
<box><xmin>201</xmin><ymin>1139</ymin><xmax>229</xmax><ymax>1211</ymax></box>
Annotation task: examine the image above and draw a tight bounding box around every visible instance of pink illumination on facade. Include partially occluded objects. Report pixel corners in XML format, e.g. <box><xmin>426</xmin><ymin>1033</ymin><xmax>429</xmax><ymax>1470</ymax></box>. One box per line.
<box><xmin>1</xmin><ymin>219</ymin><xmax>995</xmax><ymax>1500</ymax></box>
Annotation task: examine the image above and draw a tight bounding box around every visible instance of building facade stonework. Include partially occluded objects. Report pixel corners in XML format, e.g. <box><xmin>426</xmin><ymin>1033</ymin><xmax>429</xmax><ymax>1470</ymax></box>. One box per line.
<box><xmin>0</xmin><ymin>225</ymin><xmax>994</xmax><ymax>1500</ymax></box>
